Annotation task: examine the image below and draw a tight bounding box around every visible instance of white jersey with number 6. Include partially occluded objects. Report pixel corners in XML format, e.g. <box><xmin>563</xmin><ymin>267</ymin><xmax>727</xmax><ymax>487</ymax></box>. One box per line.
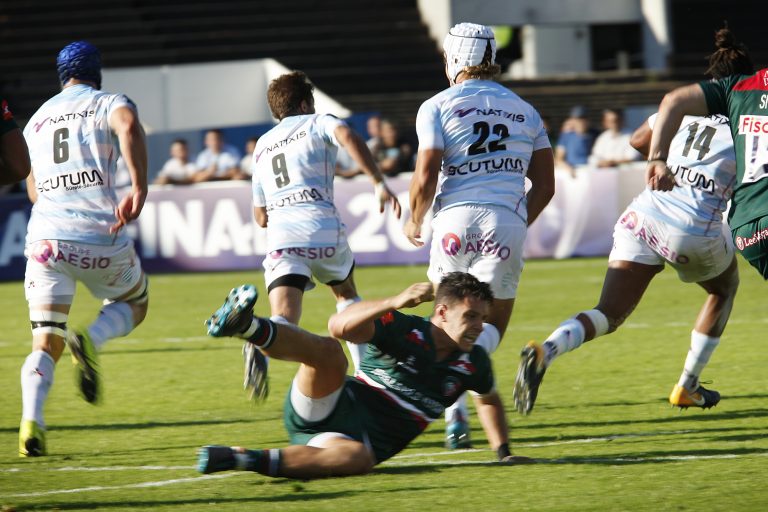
<box><xmin>252</xmin><ymin>113</ymin><xmax>345</xmax><ymax>251</ymax></box>
<box><xmin>23</xmin><ymin>84</ymin><xmax>134</xmax><ymax>246</ymax></box>
<box><xmin>415</xmin><ymin>79</ymin><xmax>550</xmax><ymax>222</ymax></box>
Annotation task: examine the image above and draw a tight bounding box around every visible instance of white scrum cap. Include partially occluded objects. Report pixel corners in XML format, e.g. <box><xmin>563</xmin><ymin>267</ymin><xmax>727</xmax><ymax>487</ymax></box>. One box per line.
<box><xmin>443</xmin><ymin>22</ymin><xmax>497</xmax><ymax>84</ymax></box>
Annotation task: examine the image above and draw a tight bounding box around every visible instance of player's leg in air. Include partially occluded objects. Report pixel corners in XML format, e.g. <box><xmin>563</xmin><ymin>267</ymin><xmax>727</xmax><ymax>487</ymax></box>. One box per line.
<box><xmin>514</xmin><ymin>234</ymin><xmax>738</xmax><ymax>414</ymax></box>
<box><xmin>513</xmin><ymin>260</ymin><xmax>661</xmax><ymax>415</ymax></box>
<box><xmin>68</xmin><ymin>273</ymin><xmax>149</xmax><ymax>405</ymax></box>
<box><xmin>201</xmin><ymin>285</ymin><xmax>374</xmax><ymax>478</ymax></box>
<box><xmin>20</xmin><ymin>241</ymin><xmax>148</xmax><ymax>456</ymax></box>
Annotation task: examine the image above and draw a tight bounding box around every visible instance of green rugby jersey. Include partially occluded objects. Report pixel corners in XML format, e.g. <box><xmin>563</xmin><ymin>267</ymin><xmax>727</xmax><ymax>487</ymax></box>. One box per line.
<box><xmin>1</xmin><ymin>98</ymin><xmax>19</xmax><ymax>135</ymax></box>
<box><xmin>700</xmin><ymin>69</ymin><xmax>768</xmax><ymax>229</ymax></box>
<box><xmin>356</xmin><ymin>310</ymin><xmax>495</xmax><ymax>424</ymax></box>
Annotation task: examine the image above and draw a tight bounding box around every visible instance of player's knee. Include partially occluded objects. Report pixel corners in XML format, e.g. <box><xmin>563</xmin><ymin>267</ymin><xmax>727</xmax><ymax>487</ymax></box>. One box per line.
<box><xmin>129</xmin><ymin>299</ymin><xmax>149</xmax><ymax>326</ymax></box>
<box><xmin>32</xmin><ymin>336</ymin><xmax>66</xmax><ymax>361</ymax></box>
<box><xmin>341</xmin><ymin>444</ymin><xmax>375</xmax><ymax>475</ymax></box>
<box><xmin>319</xmin><ymin>336</ymin><xmax>348</xmax><ymax>373</ymax></box>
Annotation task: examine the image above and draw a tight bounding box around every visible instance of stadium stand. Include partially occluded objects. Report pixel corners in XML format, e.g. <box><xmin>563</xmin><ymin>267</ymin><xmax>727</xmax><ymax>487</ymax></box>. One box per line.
<box><xmin>0</xmin><ymin>0</ymin><xmax>444</xmax><ymax>123</ymax></box>
<box><xmin>667</xmin><ymin>0</ymin><xmax>767</xmax><ymax>80</ymax></box>
<box><xmin>2</xmin><ymin>0</ymin><xmax>765</xmax><ymax>135</ymax></box>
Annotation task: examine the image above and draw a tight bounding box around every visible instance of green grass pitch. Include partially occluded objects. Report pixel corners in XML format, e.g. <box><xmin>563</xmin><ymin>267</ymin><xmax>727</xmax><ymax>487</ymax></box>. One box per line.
<box><xmin>0</xmin><ymin>258</ymin><xmax>766</xmax><ymax>511</ymax></box>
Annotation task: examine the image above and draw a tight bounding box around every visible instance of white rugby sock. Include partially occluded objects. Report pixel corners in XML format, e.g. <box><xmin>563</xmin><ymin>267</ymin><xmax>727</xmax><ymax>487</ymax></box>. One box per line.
<box><xmin>445</xmin><ymin>394</ymin><xmax>469</xmax><ymax>424</ymax></box>
<box><xmin>336</xmin><ymin>297</ymin><xmax>365</xmax><ymax>372</ymax></box>
<box><xmin>20</xmin><ymin>350</ymin><xmax>55</xmax><ymax>428</ymax></box>
<box><xmin>88</xmin><ymin>302</ymin><xmax>135</xmax><ymax>351</ymax></box>
<box><xmin>678</xmin><ymin>330</ymin><xmax>720</xmax><ymax>390</ymax></box>
<box><xmin>542</xmin><ymin>318</ymin><xmax>586</xmax><ymax>366</ymax></box>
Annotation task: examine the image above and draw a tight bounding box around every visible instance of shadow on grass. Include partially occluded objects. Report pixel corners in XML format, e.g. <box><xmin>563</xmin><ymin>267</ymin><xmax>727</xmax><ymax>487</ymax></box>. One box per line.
<box><xmin>517</xmin><ymin>408</ymin><xmax>768</xmax><ymax>430</ymax></box>
<box><xmin>102</xmin><ymin>344</ymin><xmax>234</xmax><ymax>356</ymax></box>
<box><xmin>0</xmin><ymin>417</ymin><xmax>261</xmax><ymax>435</ymax></box>
<box><xmin>513</xmin><ymin>422</ymin><xmax>768</xmax><ymax>444</ymax></box>
<box><xmin>537</xmin><ymin>446</ymin><xmax>768</xmax><ymax>465</ymax></box>
<box><xmin>23</xmin><ymin>492</ymin><xmax>357</xmax><ymax>510</ymax></box>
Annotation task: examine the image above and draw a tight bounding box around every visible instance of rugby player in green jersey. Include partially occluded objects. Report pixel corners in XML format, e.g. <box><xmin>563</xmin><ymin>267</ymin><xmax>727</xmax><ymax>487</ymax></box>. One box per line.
<box><xmin>198</xmin><ymin>272</ymin><xmax>530</xmax><ymax>479</ymax></box>
<box><xmin>0</xmin><ymin>97</ymin><xmax>30</xmax><ymax>186</ymax></box>
<box><xmin>647</xmin><ymin>28</ymin><xmax>768</xmax><ymax>277</ymax></box>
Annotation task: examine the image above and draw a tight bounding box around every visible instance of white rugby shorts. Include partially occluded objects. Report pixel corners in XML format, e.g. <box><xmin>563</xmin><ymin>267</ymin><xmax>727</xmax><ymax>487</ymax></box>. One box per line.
<box><xmin>262</xmin><ymin>240</ymin><xmax>355</xmax><ymax>291</ymax></box>
<box><xmin>428</xmin><ymin>204</ymin><xmax>526</xmax><ymax>300</ymax></box>
<box><xmin>610</xmin><ymin>208</ymin><xmax>734</xmax><ymax>283</ymax></box>
<box><xmin>24</xmin><ymin>239</ymin><xmax>145</xmax><ymax>305</ymax></box>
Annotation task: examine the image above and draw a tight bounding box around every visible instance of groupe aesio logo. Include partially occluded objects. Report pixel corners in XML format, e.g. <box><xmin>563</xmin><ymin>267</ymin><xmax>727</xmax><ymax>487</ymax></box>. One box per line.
<box><xmin>442</xmin><ymin>233</ymin><xmax>461</xmax><ymax>255</ymax></box>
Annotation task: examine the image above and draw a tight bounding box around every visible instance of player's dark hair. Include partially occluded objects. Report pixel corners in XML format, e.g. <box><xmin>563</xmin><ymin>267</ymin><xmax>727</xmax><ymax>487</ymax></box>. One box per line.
<box><xmin>435</xmin><ymin>272</ymin><xmax>494</xmax><ymax>306</ymax></box>
<box><xmin>267</xmin><ymin>71</ymin><xmax>315</xmax><ymax>120</ymax></box>
<box><xmin>171</xmin><ymin>138</ymin><xmax>187</xmax><ymax>146</ymax></box>
<box><xmin>705</xmin><ymin>26</ymin><xmax>754</xmax><ymax>79</ymax></box>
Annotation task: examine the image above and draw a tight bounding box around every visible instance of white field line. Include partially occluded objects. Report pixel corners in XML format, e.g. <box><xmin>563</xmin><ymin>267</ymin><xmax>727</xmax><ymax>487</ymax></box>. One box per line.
<box><xmin>2</xmin><ymin>472</ymin><xmax>237</xmax><ymax>498</ymax></box>
<box><xmin>3</xmin><ymin>443</ymin><xmax>765</xmax><ymax>498</ymax></box>
<box><xmin>107</xmin><ymin>315</ymin><xmax>768</xmax><ymax>345</ymax></box>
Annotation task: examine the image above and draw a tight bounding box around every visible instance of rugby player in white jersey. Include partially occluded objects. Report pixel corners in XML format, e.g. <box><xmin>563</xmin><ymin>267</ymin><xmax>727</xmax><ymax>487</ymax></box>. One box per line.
<box><xmin>513</xmin><ymin>35</ymin><xmax>753</xmax><ymax>414</ymax></box>
<box><xmin>239</xmin><ymin>71</ymin><xmax>400</xmax><ymax>399</ymax></box>
<box><xmin>19</xmin><ymin>41</ymin><xmax>149</xmax><ymax>456</ymax></box>
<box><xmin>405</xmin><ymin>23</ymin><xmax>555</xmax><ymax>448</ymax></box>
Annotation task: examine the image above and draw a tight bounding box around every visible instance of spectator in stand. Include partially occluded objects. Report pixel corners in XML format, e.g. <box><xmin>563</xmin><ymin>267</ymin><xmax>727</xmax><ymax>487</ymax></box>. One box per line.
<box><xmin>374</xmin><ymin>119</ymin><xmax>413</xmax><ymax>176</ymax></box>
<box><xmin>588</xmin><ymin>109</ymin><xmax>641</xmax><ymax>168</ymax></box>
<box><xmin>192</xmin><ymin>129</ymin><xmax>241</xmax><ymax>182</ymax></box>
<box><xmin>334</xmin><ymin>145</ymin><xmax>361</xmax><ymax>179</ymax></box>
<box><xmin>555</xmin><ymin>106</ymin><xmax>598</xmax><ymax>174</ymax></box>
<box><xmin>153</xmin><ymin>139</ymin><xmax>199</xmax><ymax>185</ymax></box>
<box><xmin>365</xmin><ymin>114</ymin><xmax>382</xmax><ymax>153</ymax></box>
<box><xmin>237</xmin><ymin>136</ymin><xmax>260</xmax><ymax>180</ymax></box>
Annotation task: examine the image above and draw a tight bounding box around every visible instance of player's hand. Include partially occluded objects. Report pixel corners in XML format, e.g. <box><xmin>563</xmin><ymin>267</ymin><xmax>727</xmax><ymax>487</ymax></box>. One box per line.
<box><xmin>404</xmin><ymin>218</ymin><xmax>424</xmax><ymax>247</ymax></box>
<box><xmin>110</xmin><ymin>187</ymin><xmax>147</xmax><ymax>234</ymax></box>
<box><xmin>375</xmin><ymin>182</ymin><xmax>402</xmax><ymax>218</ymax></box>
<box><xmin>645</xmin><ymin>160</ymin><xmax>676</xmax><ymax>191</ymax></box>
<box><xmin>393</xmin><ymin>282</ymin><xmax>434</xmax><ymax>309</ymax></box>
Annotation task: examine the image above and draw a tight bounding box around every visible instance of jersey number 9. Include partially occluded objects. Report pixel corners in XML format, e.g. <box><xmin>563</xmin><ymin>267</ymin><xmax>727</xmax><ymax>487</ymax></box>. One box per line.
<box><xmin>272</xmin><ymin>153</ymin><xmax>290</xmax><ymax>188</ymax></box>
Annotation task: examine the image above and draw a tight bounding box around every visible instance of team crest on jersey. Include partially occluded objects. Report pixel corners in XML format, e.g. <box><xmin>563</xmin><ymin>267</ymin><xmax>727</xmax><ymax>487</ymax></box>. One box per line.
<box><xmin>1</xmin><ymin>100</ymin><xmax>13</xmax><ymax>121</ymax></box>
<box><xmin>442</xmin><ymin>376</ymin><xmax>462</xmax><ymax>397</ymax></box>
<box><xmin>380</xmin><ymin>311</ymin><xmax>395</xmax><ymax>325</ymax></box>
<box><xmin>449</xmin><ymin>358</ymin><xmax>476</xmax><ymax>375</ymax></box>
<box><xmin>763</xmin><ymin>70</ymin><xmax>768</xmax><ymax>87</ymax></box>
<box><xmin>405</xmin><ymin>329</ymin><xmax>428</xmax><ymax>349</ymax></box>
<box><xmin>442</xmin><ymin>233</ymin><xmax>461</xmax><ymax>255</ymax></box>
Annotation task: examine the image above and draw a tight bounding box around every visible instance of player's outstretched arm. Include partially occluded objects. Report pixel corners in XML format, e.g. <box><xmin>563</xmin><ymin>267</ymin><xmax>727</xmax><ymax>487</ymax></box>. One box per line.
<box><xmin>334</xmin><ymin>124</ymin><xmax>401</xmax><ymax>218</ymax></box>
<box><xmin>474</xmin><ymin>391</ymin><xmax>533</xmax><ymax>464</ymax></box>
<box><xmin>404</xmin><ymin>148</ymin><xmax>442</xmax><ymax>246</ymax></box>
<box><xmin>109</xmin><ymin>105</ymin><xmax>148</xmax><ymax>233</ymax></box>
<box><xmin>526</xmin><ymin>148</ymin><xmax>555</xmax><ymax>226</ymax></box>
<box><xmin>647</xmin><ymin>84</ymin><xmax>709</xmax><ymax>191</ymax></box>
<box><xmin>328</xmin><ymin>282</ymin><xmax>434</xmax><ymax>344</ymax></box>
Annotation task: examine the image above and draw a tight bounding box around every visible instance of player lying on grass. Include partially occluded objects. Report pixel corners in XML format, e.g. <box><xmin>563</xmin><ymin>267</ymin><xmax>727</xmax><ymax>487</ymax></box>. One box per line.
<box><xmin>513</xmin><ymin>30</ymin><xmax>751</xmax><ymax>415</ymax></box>
<box><xmin>199</xmin><ymin>272</ymin><xmax>530</xmax><ymax>479</ymax></box>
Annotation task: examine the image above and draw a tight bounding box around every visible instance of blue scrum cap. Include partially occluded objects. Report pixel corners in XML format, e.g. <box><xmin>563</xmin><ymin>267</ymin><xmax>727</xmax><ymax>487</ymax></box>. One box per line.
<box><xmin>57</xmin><ymin>41</ymin><xmax>102</xmax><ymax>88</ymax></box>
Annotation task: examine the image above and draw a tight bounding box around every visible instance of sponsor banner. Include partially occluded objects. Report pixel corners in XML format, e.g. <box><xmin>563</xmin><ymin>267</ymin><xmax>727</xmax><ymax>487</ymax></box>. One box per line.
<box><xmin>0</xmin><ymin>178</ymin><xmax>429</xmax><ymax>281</ymax></box>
